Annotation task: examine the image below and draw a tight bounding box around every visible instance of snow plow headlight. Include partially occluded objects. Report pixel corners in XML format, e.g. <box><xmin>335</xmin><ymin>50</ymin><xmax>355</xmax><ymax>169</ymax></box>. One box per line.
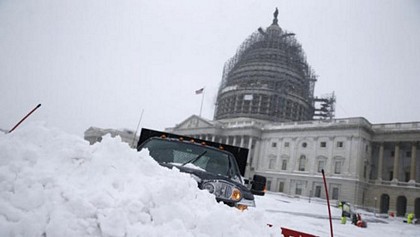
<box><xmin>231</xmin><ymin>188</ymin><xmax>242</xmax><ymax>201</ymax></box>
<box><xmin>203</xmin><ymin>182</ymin><xmax>215</xmax><ymax>194</ymax></box>
<box><xmin>202</xmin><ymin>180</ymin><xmax>242</xmax><ymax>202</ymax></box>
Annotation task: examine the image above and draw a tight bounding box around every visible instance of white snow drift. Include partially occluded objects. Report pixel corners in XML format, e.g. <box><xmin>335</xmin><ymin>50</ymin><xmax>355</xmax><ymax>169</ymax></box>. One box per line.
<box><xmin>1</xmin><ymin>122</ymin><xmax>418</xmax><ymax>237</ymax></box>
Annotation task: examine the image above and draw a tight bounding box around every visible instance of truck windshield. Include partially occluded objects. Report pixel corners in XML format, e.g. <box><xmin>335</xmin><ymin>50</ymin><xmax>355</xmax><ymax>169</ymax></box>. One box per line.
<box><xmin>140</xmin><ymin>139</ymin><xmax>241</xmax><ymax>179</ymax></box>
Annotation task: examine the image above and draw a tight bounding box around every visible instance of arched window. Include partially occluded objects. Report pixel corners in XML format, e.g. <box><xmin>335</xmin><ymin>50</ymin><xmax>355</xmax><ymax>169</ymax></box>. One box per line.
<box><xmin>269</xmin><ymin>158</ymin><xmax>276</xmax><ymax>169</ymax></box>
<box><xmin>298</xmin><ymin>155</ymin><xmax>306</xmax><ymax>171</ymax></box>
<box><xmin>318</xmin><ymin>160</ymin><xmax>326</xmax><ymax>173</ymax></box>
<box><xmin>333</xmin><ymin>156</ymin><xmax>345</xmax><ymax>175</ymax></box>
<box><xmin>415</xmin><ymin>198</ymin><xmax>420</xmax><ymax>219</ymax></box>
<box><xmin>281</xmin><ymin>159</ymin><xmax>287</xmax><ymax>170</ymax></box>
<box><xmin>397</xmin><ymin>196</ymin><xmax>407</xmax><ymax>217</ymax></box>
<box><xmin>334</xmin><ymin>160</ymin><xmax>342</xmax><ymax>174</ymax></box>
<box><xmin>380</xmin><ymin>194</ymin><xmax>390</xmax><ymax>214</ymax></box>
<box><xmin>280</xmin><ymin>155</ymin><xmax>289</xmax><ymax>171</ymax></box>
<box><xmin>268</xmin><ymin>155</ymin><xmax>276</xmax><ymax>169</ymax></box>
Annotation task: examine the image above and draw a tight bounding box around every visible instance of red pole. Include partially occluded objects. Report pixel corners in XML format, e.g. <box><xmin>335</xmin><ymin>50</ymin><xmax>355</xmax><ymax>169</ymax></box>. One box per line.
<box><xmin>8</xmin><ymin>104</ymin><xmax>41</xmax><ymax>133</ymax></box>
<box><xmin>322</xmin><ymin>169</ymin><xmax>334</xmax><ymax>237</ymax></box>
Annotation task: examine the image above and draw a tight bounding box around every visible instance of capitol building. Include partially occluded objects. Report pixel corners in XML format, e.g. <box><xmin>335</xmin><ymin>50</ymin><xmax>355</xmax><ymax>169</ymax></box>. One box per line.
<box><xmin>85</xmin><ymin>9</ymin><xmax>420</xmax><ymax>218</ymax></box>
<box><xmin>165</xmin><ymin>9</ymin><xmax>420</xmax><ymax>218</ymax></box>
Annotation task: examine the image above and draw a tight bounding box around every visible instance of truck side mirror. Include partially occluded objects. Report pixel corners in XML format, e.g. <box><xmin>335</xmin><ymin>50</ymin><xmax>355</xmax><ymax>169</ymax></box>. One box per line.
<box><xmin>250</xmin><ymin>174</ymin><xmax>266</xmax><ymax>196</ymax></box>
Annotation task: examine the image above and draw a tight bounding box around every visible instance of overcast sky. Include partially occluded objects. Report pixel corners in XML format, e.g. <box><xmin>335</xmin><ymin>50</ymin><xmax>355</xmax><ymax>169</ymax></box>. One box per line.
<box><xmin>1</xmin><ymin>0</ymin><xmax>420</xmax><ymax>136</ymax></box>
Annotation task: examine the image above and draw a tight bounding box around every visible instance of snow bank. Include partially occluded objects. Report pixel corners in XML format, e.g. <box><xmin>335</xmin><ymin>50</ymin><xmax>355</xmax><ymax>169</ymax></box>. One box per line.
<box><xmin>0</xmin><ymin>123</ymin><xmax>272</xmax><ymax>237</ymax></box>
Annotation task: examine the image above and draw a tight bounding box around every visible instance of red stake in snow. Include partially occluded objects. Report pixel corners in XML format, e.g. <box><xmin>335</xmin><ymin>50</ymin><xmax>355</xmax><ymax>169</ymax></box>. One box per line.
<box><xmin>8</xmin><ymin>104</ymin><xmax>42</xmax><ymax>133</ymax></box>
<box><xmin>322</xmin><ymin>169</ymin><xmax>334</xmax><ymax>237</ymax></box>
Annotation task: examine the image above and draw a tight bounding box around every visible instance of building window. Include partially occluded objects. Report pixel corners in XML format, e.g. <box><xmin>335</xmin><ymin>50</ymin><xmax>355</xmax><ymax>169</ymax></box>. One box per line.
<box><xmin>295</xmin><ymin>182</ymin><xmax>303</xmax><ymax>195</ymax></box>
<box><xmin>284</xmin><ymin>142</ymin><xmax>290</xmax><ymax>148</ymax></box>
<box><xmin>406</xmin><ymin>151</ymin><xmax>411</xmax><ymax>157</ymax></box>
<box><xmin>334</xmin><ymin>160</ymin><xmax>342</xmax><ymax>174</ymax></box>
<box><xmin>405</xmin><ymin>172</ymin><xmax>410</xmax><ymax>182</ymax></box>
<box><xmin>391</xmin><ymin>151</ymin><xmax>395</xmax><ymax>157</ymax></box>
<box><xmin>269</xmin><ymin>158</ymin><xmax>276</xmax><ymax>169</ymax></box>
<box><xmin>298</xmin><ymin>155</ymin><xmax>306</xmax><ymax>171</ymax></box>
<box><xmin>266</xmin><ymin>180</ymin><xmax>272</xmax><ymax>191</ymax></box>
<box><xmin>336</xmin><ymin>141</ymin><xmax>344</xmax><ymax>148</ymax></box>
<box><xmin>278</xmin><ymin>182</ymin><xmax>284</xmax><ymax>192</ymax></box>
<box><xmin>281</xmin><ymin>159</ymin><xmax>287</xmax><ymax>170</ymax></box>
<box><xmin>315</xmin><ymin>185</ymin><xmax>322</xmax><ymax>198</ymax></box>
<box><xmin>320</xmin><ymin>142</ymin><xmax>326</xmax><ymax>148</ymax></box>
<box><xmin>332</xmin><ymin>187</ymin><xmax>339</xmax><ymax>200</ymax></box>
<box><xmin>302</xmin><ymin>142</ymin><xmax>307</xmax><ymax>148</ymax></box>
<box><xmin>318</xmin><ymin>160</ymin><xmax>325</xmax><ymax>173</ymax></box>
<box><xmin>272</xmin><ymin>142</ymin><xmax>277</xmax><ymax>148</ymax></box>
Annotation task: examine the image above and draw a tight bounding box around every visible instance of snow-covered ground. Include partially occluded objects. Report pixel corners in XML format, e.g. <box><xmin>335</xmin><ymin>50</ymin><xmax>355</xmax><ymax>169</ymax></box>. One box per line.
<box><xmin>1</xmin><ymin>123</ymin><xmax>418</xmax><ymax>236</ymax></box>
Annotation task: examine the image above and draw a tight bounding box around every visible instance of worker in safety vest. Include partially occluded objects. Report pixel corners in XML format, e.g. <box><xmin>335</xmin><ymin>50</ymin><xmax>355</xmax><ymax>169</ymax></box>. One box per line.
<box><xmin>407</xmin><ymin>213</ymin><xmax>414</xmax><ymax>224</ymax></box>
<box><xmin>339</xmin><ymin>201</ymin><xmax>351</xmax><ymax>224</ymax></box>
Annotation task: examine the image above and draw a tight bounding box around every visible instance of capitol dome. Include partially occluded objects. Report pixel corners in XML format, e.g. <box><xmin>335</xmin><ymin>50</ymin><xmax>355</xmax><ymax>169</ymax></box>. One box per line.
<box><xmin>214</xmin><ymin>8</ymin><xmax>318</xmax><ymax>122</ymax></box>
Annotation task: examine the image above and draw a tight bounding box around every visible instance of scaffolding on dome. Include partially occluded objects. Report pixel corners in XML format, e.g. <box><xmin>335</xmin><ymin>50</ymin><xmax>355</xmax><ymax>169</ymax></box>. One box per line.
<box><xmin>214</xmin><ymin>8</ymin><xmax>336</xmax><ymax>122</ymax></box>
<box><xmin>220</xmin><ymin>28</ymin><xmax>317</xmax><ymax>100</ymax></box>
<box><xmin>313</xmin><ymin>92</ymin><xmax>336</xmax><ymax>120</ymax></box>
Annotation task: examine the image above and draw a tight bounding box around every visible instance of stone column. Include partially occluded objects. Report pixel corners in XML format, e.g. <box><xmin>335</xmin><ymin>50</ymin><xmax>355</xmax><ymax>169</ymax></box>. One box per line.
<box><xmin>248</xmin><ymin>138</ymin><xmax>258</xmax><ymax>174</ymax></box>
<box><xmin>240</xmin><ymin>136</ymin><xmax>244</xmax><ymax>148</ymax></box>
<box><xmin>377</xmin><ymin>143</ymin><xmax>384</xmax><ymax>181</ymax></box>
<box><xmin>247</xmin><ymin>137</ymin><xmax>254</xmax><ymax>168</ymax></box>
<box><xmin>346</xmin><ymin>136</ymin><xmax>354</xmax><ymax>174</ymax></box>
<box><xmin>393</xmin><ymin>143</ymin><xmax>400</xmax><ymax>182</ymax></box>
<box><xmin>326</xmin><ymin>137</ymin><xmax>334</xmax><ymax>174</ymax></box>
<box><xmin>367</xmin><ymin>142</ymin><xmax>373</xmax><ymax>181</ymax></box>
<box><xmin>248</xmin><ymin>137</ymin><xmax>253</xmax><ymax>152</ymax></box>
<box><xmin>290</xmin><ymin>137</ymin><xmax>298</xmax><ymax>172</ymax></box>
<box><xmin>410</xmin><ymin>142</ymin><xmax>417</xmax><ymax>182</ymax></box>
<box><xmin>311</xmin><ymin>137</ymin><xmax>318</xmax><ymax>174</ymax></box>
<box><xmin>253</xmin><ymin>136</ymin><xmax>266</xmax><ymax>169</ymax></box>
<box><xmin>232</xmin><ymin>136</ymin><xmax>237</xmax><ymax>146</ymax></box>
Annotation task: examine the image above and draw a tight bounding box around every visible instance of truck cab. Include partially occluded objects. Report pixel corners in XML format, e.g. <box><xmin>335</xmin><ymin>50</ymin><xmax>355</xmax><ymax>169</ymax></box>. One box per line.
<box><xmin>137</xmin><ymin>128</ymin><xmax>266</xmax><ymax>209</ymax></box>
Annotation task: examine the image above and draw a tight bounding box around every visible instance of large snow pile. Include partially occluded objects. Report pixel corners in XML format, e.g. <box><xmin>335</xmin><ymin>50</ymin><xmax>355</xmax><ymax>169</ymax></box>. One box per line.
<box><xmin>1</xmin><ymin>123</ymin><xmax>419</xmax><ymax>237</ymax></box>
<box><xmin>0</xmin><ymin>123</ymin><xmax>271</xmax><ymax>237</ymax></box>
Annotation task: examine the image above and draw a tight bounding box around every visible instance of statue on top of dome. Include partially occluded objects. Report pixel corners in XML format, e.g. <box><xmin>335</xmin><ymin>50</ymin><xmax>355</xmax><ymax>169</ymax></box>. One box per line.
<box><xmin>273</xmin><ymin>7</ymin><xmax>279</xmax><ymax>25</ymax></box>
<box><xmin>274</xmin><ymin>7</ymin><xmax>279</xmax><ymax>19</ymax></box>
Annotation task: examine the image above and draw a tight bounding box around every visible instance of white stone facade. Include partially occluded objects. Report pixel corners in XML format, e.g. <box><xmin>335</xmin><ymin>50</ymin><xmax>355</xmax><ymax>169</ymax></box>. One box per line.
<box><xmin>166</xmin><ymin>115</ymin><xmax>420</xmax><ymax>217</ymax></box>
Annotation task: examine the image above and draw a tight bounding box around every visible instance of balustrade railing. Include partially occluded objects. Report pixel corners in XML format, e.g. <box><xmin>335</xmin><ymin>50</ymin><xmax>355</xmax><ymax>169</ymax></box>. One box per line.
<box><xmin>368</xmin><ymin>179</ymin><xmax>419</xmax><ymax>188</ymax></box>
